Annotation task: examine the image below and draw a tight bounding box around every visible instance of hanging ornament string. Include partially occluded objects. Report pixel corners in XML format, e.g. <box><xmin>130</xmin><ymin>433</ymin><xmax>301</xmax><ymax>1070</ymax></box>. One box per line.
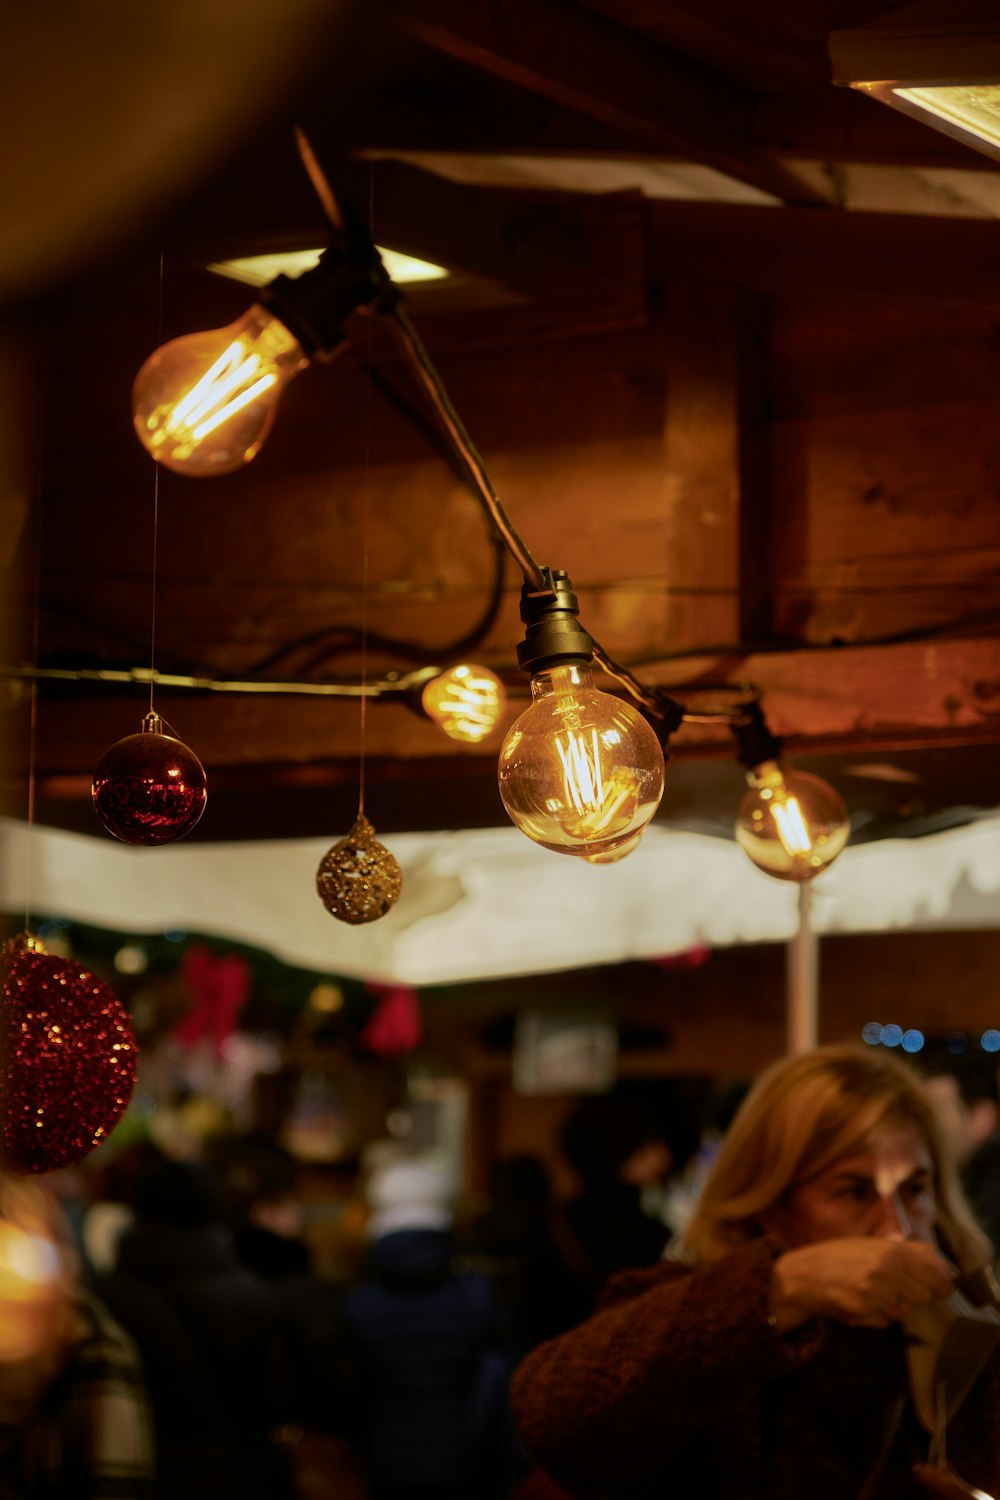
<box><xmin>358</xmin><ymin>535</ymin><xmax>368</xmax><ymax>818</ymax></box>
<box><xmin>357</xmin><ymin>166</ymin><xmax>375</xmax><ymax>822</ymax></box>
<box><xmin>21</xmin><ymin>456</ymin><xmax>46</xmax><ymax>933</ymax></box>
<box><xmin>91</xmin><ymin>248</ymin><xmax>207</xmax><ymax>846</ymax></box>
<box><xmin>146</xmin><ymin>246</ymin><xmax>166</xmax><ymax>720</ymax></box>
<box><xmin>315</xmin><ymin>166</ymin><xmax>402</xmax><ymax>924</ymax></box>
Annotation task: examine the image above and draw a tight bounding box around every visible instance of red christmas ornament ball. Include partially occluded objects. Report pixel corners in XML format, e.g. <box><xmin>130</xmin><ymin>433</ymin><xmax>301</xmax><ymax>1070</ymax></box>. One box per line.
<box><xmin>92</xmin><ymin>720</ymin><xmax>207</xmax><ymax>845</ymax></box>
<box><xmin>1</xmin><ymin>940</ymin><xmax>138</xmax><ymax>1174</ymax></box>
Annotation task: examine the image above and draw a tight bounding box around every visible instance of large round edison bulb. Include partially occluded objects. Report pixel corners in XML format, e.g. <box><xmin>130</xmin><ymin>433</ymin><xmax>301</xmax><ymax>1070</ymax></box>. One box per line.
<box><xmin>735</xmin><ymin>759</ymin><xmax>850</xmax><ymax>882</ymax></box>
<box><xmin>132</xmin><ymin>304</ymin><xmax>308</xmax><ymax>476</ymax></box>
<box><xmin>498</xmin><ymin>664</ymin><xmax>664</xmax><ymax>858</ymax></box>
<box><xmin>422</xmin><ymin>664</ymin><xmax>506</xmax><ymax>744</ymax></box>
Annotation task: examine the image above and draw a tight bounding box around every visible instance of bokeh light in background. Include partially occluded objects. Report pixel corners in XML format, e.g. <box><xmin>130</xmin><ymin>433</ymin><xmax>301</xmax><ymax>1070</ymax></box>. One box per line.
<box><xmin>0</xmin><ymin>1183</ymin><xmax>69</xmax><ymax>1363</ymax></box>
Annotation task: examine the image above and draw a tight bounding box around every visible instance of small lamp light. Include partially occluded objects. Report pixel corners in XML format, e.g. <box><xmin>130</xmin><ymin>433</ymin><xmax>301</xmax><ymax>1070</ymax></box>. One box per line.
<box><xmin>498</xmin><ymin>570</ymin><xmax>665</xmax><ymax>860</ymax></box>
<box><xmin>830</xmin><ymin>13</ymin><xmax>1000</xmax><ymax>165</ymax></box>
<box><xmin>731</xmin><ymin>700</ymin><xmax>850</xmax><ymax>882</ymax></box>
<box><xmin>420</xmin><ymin>663</ymin><xmax>506</xmax><ymax>744</ymax></box>
<box><xmin>132</xmin><ymin>216</ymin><xmax>396</xmax><ymax>475</ymax></box>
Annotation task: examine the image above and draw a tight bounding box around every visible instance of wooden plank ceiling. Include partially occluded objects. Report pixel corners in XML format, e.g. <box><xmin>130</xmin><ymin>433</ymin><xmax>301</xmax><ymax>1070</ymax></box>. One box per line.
<box><xmin>3</xmin><ymin>0</ymin><xmax>1000</xmax><ymax>847</ymax></box>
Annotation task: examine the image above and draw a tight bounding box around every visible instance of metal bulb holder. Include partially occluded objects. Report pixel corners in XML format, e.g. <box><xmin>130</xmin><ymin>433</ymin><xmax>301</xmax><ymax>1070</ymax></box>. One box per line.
<box><xmin>498</xmin><ymin>570</ymin><xmax>665</xmax><ymax>859</ymax></box>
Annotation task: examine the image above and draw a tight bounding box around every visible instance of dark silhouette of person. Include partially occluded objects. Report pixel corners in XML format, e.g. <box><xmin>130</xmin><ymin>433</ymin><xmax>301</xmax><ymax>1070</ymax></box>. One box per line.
<box><xmin>922</xmin><ymin>1047</ymin><xmax>1000</xmax><ymax>1252</ymax></box>
<box><xmin>470</xmin><ymin>1156</ymin><xmax>594</xmax><ymax>1351</ymax></box>
<box><xmin>342</xmin><ymin>1147</ymin><xmax>523</xmax><ymax>1500</ymax></box>
<box><xmin>206</xmin><ymin>1133</ymin><xmax>360</xmax><ymax>1441</ymax></box>
<box><xmin>94</xmin><ymin>1156</ymin><xmax>296</xmax><ymax>1500</ymax></box>
<box><xmin>558</xmin><ymin>1085</ymin><xmax>680</xmax><ymax>1293</ymax></box>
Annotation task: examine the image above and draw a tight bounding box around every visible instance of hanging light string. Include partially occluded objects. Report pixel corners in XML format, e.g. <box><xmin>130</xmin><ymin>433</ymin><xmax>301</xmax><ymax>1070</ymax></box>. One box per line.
<box><xmin>285</xmin><ymin>128</ymin><xmax>712</xmax><ymax>737</ymax></box>
<box><xmin>386</xmin><ymin>304</ymin><xmax>547</xmax><ymax>593</ymax></box>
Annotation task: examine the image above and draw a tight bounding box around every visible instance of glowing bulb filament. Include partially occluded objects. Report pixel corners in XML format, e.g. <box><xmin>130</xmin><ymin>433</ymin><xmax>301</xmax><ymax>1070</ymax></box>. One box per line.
<box><xmin>166</xmin><ymin>342</ymin><xmax>249</xmax><ymax>431</ymax></box>
<box><xmin>421</xmin><ymin>665</ymin><xmax>505</xmax><ymax>744</ymax></box>
<box><xmin>771</xmin><ymin>795</ymin><xmax>812</xmax><ymax>855</ymax></box>
<box><xmin>557</xmin><ymin>729</ymin><xmax>603</xmax><ymax>813</ymax></box>
<box><xmin>554</xmin><ymin>731</ymin><xmax>633</xmax><ymax>836</ymax></box>
<box><xmin>192</xmin><ymin>372</ymin><xmax>277</xmax><ymax>439</ymax></box>
<box><xmin>184</xmin><ymin>354</ymin><xmax>260</xmax><ymax>428</ymax></box>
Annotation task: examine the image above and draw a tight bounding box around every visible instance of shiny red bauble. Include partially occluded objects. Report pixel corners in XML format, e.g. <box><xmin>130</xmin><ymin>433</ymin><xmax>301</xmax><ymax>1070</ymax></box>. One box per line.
<box><xmin>92</xmin><ymin>712</ymin><xmax>207</xmax><ymax>845</ymax></box>
<box><xmin>1</xmin><ymin>937</ymin><xmax>138</xmax><ymax>1174</ymax></box>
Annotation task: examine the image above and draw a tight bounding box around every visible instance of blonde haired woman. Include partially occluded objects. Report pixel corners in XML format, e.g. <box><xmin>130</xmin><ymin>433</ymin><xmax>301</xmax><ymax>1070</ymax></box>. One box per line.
<box><xmin>511</xmin><ymin>1044</ymin><xmax>1000</xmax><ymax>1499</ymax></box>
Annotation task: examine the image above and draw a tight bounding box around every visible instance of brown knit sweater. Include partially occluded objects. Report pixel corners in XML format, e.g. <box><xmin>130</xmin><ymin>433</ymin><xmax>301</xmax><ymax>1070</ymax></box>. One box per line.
<box><xmin>510</xmin><ymin>1236</ymin><xmax>1000</xmax><ymax>1500</ymax></box>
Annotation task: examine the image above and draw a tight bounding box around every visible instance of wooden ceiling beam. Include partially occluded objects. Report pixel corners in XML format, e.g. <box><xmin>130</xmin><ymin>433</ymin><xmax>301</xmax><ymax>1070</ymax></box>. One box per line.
<box><xmin>397</xmin><ymin>0</ymin><xmax>839</xmax><ymax>207</ymax></box>
<box><xmin>649</xmin><ymin>201</ymin><xmax>1000</xmax><ymax>302</ymax></box>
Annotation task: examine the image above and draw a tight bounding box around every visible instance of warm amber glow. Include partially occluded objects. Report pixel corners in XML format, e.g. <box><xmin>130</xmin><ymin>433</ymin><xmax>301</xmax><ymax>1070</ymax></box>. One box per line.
<box><xmin>770</xmin><ymin>794</ymin><xmax>812</xmax><ymax>855</ymax></box>
<box><xmin>421</xmin><ymin>664</ymin><xmax>506</xmax><ymax>743</ymax></box>
<box><xmin>735</xmin><ymin>760</ymin><xmax>850</xmax><ymax>882</ymax></box>
<box><xmin>584</xmin><ymin>829</ymin><xmax>644</xmax><ymax>864</ymax></box>
<box><xmin>498</xmin><ymin>663</ymin><xmax>664</xmax><ymax>859</ymax></box>
<box><xmin>0</xmin><ymin>1214</ymin><xmax>66</xmax><ymax>1362</ymax></box>
<box><xmin>132</xmin><ymin>305</ymin><xmax>307</xmax><ymax>476</ymax></box>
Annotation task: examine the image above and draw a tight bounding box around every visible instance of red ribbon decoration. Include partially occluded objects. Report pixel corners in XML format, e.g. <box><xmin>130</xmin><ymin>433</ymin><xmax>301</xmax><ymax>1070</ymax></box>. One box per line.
<box><xmin>360</xmin><ymin>983</ymin><xmax>422</xmax><ymax>1055</ymax></box>
<box><xmin>174</xmin><ymin>944</ymin><xmax>251</xmax><ymax>1057</ymax></box>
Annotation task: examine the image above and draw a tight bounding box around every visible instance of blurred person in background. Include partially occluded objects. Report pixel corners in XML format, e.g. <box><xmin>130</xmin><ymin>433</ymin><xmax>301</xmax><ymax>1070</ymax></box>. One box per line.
<box><xmin>0</xmin><ymin>1173</ymin><xmax>153</xmax><ymax>1500</ymax></box>
<box><xmin>557</xmin><ymin>1082</ymin><xmax>699</xmax><ymax>1298</ymax></box>
<box><xmin>342</xmin><ymin>1146</ymin><xmax>524</xmax><ymax>1500</ymax></box>
<box><xmin>94</xmin><ymin>1156</ymin><xmax>296</xmax><ymax>1500</ymax></box>
<box><xmin>470</xmin><ymin>1156</ymin><xmax>594</xmax><ymax>1352</ymax></box>
<box><xmin>512</xmin><ymin>1044</ymin><xmax>1000</xmax><ymax>1500</ymax></box>
<box><xmin>922</xmin><ymin>1047</ymin><xmax>1000</xmax><ymax>1254</ymax></box>
<box><xmin>207</xmin><ymin>1133</ymin><xmax>366</xmax><ymax>1499</ymax></box>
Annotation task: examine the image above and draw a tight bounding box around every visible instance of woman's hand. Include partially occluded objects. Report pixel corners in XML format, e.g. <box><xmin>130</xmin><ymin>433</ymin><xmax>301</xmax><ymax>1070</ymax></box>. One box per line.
<box><xmin>769</xmin><ymin>1238</ymin><xmax>955</xmax><ymax>1332</ymax></box>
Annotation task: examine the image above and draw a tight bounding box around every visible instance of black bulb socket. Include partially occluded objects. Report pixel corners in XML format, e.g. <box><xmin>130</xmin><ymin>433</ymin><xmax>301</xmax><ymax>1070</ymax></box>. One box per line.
<box><xmin>260</xmin><ymin>213</ymin><xmax>399</xmax><ymax>359</ymax></box>
<box><xmin>732</xmin><ymin>699</ymin><xmax>783</xmax><ymax>771</ymax></box>
<box><xmin>516</xmin><ymin>569</ymin><xmax>594</xmax><ymax>674</ymax></box>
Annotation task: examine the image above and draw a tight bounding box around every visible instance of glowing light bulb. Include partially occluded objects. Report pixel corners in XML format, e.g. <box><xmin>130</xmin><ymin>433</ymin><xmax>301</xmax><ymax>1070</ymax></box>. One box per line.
<box><xmin>735</xmin><ymin>759</ymin><xmax>849</xmax><ymax>882</ymax></box>
<box><xmin>498</xmin><ymin>663</ymin><xmax>664</xmax><ymax>858</ymax></box>
<box><xmin>132</xmin><ymin>304</ymin><xmax>308</xmax><ymax>475</ymax></box>
<box><xmin>422</xmin><ymin>664</ymin><xmax>506</xmax><ymax>744</ymax></box>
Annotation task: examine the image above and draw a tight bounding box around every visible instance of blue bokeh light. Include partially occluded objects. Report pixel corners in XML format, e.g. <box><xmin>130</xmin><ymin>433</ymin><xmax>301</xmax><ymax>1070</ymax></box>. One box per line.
<box><xmin>881</xmin><ymin>1024</ymin><xmax>904</xmax><ymax>1048</ymax></box>
<box><xmin>861</xmin><ymin>1023</ymin><xmax>884</xmax><ymax>1045</ymax></box>
<box><xmin>901</xmin><ymin>1029</ymin><xmax>925</xmax><ymax>1053</ymax></box>
<box><xmin>981</xmin><ymin>1030</ymin><xmax>1000</xmax><ymax>1054</ymax></box>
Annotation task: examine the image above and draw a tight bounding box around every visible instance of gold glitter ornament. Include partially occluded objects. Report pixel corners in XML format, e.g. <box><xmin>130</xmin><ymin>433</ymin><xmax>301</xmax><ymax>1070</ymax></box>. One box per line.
<box><xmin>316</xmin><ymin>814</ymin><xmax>402</xmax><ymax>925</ymax></box>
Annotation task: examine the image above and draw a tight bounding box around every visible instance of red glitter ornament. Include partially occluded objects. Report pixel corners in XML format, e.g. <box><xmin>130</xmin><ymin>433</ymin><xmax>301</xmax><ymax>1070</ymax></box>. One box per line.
<box><xmin>92</xmin><ymin>710</ymin><xmax>207</xmax><ymax>845</ymax></box>
<box><xmin>0</xmin><ymin>935</ymin><xmax>138</xmax><ymax>1174</ymax></box>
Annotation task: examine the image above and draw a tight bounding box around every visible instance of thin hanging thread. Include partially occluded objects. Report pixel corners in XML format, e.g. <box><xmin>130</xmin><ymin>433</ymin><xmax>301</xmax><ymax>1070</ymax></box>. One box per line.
<box><xmin>148</xmin><ymin>249</ymin><xmax>165</xmax><ymax>717</ymax></box>
<box><xmin>357</xmin><ymin>171</ymin><xmax>377</xmax><ymax>819</ymax></box>
<box><xmin>23</xmin><ymin>463</ymin><xmax>44</xmax><ymax>933</ymax></box>
<box><xmin>149</xmin><ymin>463</ymin><xmax>160</xmax><ymax>715</ymax></box>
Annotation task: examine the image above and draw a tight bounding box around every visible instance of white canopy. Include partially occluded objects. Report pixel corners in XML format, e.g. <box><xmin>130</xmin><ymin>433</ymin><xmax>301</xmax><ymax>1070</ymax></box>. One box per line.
<box><xmin>4</xmin><ymin>814</ymin><xmax>1000</xmax><ymax>985</ymax></box>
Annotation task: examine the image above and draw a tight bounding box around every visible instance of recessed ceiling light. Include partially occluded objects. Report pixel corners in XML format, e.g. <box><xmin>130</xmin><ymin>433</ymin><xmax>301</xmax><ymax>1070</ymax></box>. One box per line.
<box><xmin>830</xmin><ymin>16</ymin><xmax>1000</xmax><ymax>165</ymax></box>
<box><xmin>207</xmin><ymin>246</ymin><xmax>450</xmax><ymax>287</ymax></box>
